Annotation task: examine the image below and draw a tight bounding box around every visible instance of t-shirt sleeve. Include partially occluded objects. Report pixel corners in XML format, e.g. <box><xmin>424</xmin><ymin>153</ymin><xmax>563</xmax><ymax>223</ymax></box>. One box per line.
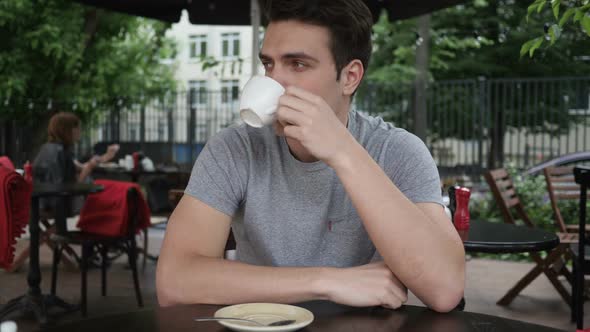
<box><xmin>384</xmin><ymin>133</ymin><xmax>443</xmax><ymax>206</ymax></box>
<box><xmin>184</xmin><ymin>128</ymin><xmax>249</xmax><ymax>217</ymax></box>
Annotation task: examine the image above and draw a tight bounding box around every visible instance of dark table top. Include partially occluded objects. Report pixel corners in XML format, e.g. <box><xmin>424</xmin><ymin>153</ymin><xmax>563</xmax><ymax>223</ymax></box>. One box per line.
<box><xmin>463</xmin><ymin>220</ymin><xmax>560</xmax><ymax>254</ymax></box>
<box><xmin>41</xmin><ymin>302</ymin><xmax>566</xmax><ymax>332</ymax></box>
<box><xmin>32</xmin><ymin>183</ymin><xmax>104</xmax><ymax>198</ymax></box>
<box><xmin>94</xmin><ymin>166</ymin><xmax>189</xmax><ymax>176</ymax></box>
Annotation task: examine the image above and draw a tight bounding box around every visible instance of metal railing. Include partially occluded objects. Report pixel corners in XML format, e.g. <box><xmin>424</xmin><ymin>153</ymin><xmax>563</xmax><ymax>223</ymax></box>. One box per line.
<box><xmin>2</xmin><ymin>76</ymin><xmax>589</xmax><ymax>178</ymax></box>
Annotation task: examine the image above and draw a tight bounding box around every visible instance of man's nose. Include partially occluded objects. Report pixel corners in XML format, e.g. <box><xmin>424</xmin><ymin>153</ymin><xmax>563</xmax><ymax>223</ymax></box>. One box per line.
<box><xmin>266</xmin><ymin>69</ymin><xmax>288</xmax><ymax>88</ymax></box>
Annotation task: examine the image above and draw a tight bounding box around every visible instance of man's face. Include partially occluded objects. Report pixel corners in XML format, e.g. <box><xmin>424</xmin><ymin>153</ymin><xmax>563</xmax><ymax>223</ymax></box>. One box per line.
<box><xmin>259</xmin><ymin>20</ymin><xmax>347</xmax><ymax>116</ymax></box>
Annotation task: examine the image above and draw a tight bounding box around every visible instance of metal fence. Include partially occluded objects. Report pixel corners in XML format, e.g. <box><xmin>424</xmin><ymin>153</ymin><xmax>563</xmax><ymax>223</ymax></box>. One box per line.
<box><xmin>3</xmin><ymin>76</ymin><xmax>589</xmax><ymax>178</ymax></box>
<box><xmin>356</xmin><ymin>76</ymin><xmax>590</xmax><ymax>177</ymax></box>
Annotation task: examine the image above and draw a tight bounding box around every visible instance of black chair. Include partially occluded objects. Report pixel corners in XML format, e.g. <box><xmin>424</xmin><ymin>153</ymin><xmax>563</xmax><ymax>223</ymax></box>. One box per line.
<box><xmin>572</xmin><ymin>166</ymin><xmax>590</xmax><ymax>328</ymax></box>
<box><xmin>50</xmin><ymin>187</ymin><xmax>143</xmax><ymax>316</ymax></box>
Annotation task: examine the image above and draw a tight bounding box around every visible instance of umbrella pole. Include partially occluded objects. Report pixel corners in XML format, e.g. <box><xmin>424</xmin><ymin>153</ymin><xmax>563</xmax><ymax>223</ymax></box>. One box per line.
<box><xmin>251</xmin><ymin>0</ymin><xmax>261</xmax><ymax>76</ymax></box>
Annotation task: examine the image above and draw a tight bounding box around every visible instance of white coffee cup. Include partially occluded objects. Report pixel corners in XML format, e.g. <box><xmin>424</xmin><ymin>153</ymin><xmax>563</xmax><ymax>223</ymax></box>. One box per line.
<box><xmin>239</xmin><ymin>75</ymin><xmax>285</xmax><ymax>128</ymax></box>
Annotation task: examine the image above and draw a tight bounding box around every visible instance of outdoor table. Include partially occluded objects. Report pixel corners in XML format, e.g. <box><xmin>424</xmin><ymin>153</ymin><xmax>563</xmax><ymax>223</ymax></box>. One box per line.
<box><xmin>463</xmin><ymin>219</ymin><xmax>560</xmax><ymax>254</ymax></box>
<box><xmin>0</xmin><ymin>183</ymin><xmax>104</xmax><ymax>325</ymax></box>
<box><xmin>93</xmin><ymin>165</ymin><xmax>189</xmax><ymax>183</ymax></box>
<box><xmin>42</xmin><ymin>301</ymin><xmax>566</xmax><ymax>332</ymax></box>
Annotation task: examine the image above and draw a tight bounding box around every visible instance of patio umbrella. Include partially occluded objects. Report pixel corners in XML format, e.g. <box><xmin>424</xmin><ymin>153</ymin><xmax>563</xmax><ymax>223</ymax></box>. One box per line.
<box><xmin>73</xmin><ymin>0</ymin><xmax>469</xmax><ymax>25</ymax></box>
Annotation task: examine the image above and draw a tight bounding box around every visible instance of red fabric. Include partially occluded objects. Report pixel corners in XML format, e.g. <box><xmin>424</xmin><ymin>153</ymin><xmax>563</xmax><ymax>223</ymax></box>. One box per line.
<box><xmin>0</xmin><ymin>156</ymin><xmax>15</xmax><ymax>171</ymax></box>
<box><xmin>0</xmin><ymin>166</ymin><xmax>32</xmax><ymax>269</ymax></box>
<box><xmin>77</xmin><ymin>179</ymin><xmax>151</xmax><ymax>237</ymax></box>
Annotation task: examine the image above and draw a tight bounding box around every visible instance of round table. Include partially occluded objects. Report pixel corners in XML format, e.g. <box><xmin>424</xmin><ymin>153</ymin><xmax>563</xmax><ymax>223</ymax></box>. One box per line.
<box><xmin>463</xmin><ymin>220</ymin><xmax>560</xmax><ymax>253</ymax></box>
<box><xmin>42</xmin><ymin>301</ymin><xmax>566</xmax><ymax>332</ymax></box>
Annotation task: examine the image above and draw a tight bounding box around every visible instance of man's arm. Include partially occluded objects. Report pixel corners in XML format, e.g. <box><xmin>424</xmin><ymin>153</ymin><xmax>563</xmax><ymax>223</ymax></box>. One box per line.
<box><xmin>156</xmin><ymin>194</ymin><xmax>408</xmax><ymax>308</ymax></box>
<box><xmin>332</xmin><ymin>144</ymin><xmax>465</xmax><ymax>312</ymax></box>
<box><xmin>276</xmin><ymin>87</ymin><xmax>465</xmax><ymax>312</ymax></box>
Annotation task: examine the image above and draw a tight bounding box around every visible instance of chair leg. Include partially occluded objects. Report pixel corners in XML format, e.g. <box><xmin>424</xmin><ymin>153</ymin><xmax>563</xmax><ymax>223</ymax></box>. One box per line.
<box><xmin>8</xmin><ymin>244</ymin><xmax>31</xmax><ymax>272</ymax></box>
<box><xmin>528</xmin><ymin>249</ymin><xmax>573</xmax><ymax>305</ymax></box>
<box><xmin>128</xmin><ymin>239</ymin><xmax>143</xmax><ymax>307</ymax></box>
<box><xmin>497</xmin><ymin>246</ymin><xmax>570</xmax><ymax>306</ymax></box>
<box><xmin>51</xmin><ymin>245</ymin><xmax>63</xmax><ymax>296</ymax></box>
<box><xmin>81</xmin><ymin>243</ymin><xmax>91</xmax><ymax>317</ymax></box>
<box><xmin>142</xmin><ymin>229</ymin><xmax>148</xmax><ymax>271</ymax></box>
<box><xmin>497</xmin><ymin>263</ymin><xmax>544</xmax><ymax>305</ymax></box>
<box><xmin>101</xmin><ymin>244</ymin><xmax>108</xmax><ymax>297</ymax></box>
<box><xmin>543</xmin><ymin>267</ymin><xmax>572</xmax><ymax>305</ymax></box>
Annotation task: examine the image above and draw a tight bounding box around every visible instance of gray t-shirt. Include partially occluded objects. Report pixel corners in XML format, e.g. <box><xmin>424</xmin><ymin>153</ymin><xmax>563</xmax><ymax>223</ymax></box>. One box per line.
<box><xmin>185</xmin><ymin>110</ymin><xmax>442</xmax><ymax>268</ymax></box>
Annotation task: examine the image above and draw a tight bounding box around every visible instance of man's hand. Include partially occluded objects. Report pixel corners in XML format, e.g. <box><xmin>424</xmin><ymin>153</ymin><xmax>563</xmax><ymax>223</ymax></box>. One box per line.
<box><xmin>275</xmin><ymin>86</ymin><xmax>355</xmax><ymax>166</ymax></box>
<box><xmin>322</xmin><ymin>261</ymin><xmax>408</xmax><ymax>309</ymax></box>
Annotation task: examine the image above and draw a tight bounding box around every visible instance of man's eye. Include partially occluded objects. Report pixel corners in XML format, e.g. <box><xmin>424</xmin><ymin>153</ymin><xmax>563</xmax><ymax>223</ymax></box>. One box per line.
<box><xmin>292</xmin><ymin>61</ymin><xmax>306</xmax><ymax>69</ymax></box>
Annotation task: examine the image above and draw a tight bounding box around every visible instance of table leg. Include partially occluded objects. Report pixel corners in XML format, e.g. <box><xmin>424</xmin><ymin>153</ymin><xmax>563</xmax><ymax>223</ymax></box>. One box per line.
<box><xmin>0</xmin><ymin>196</ymin><xmax>78</xmax><ymax>325</ymax></box>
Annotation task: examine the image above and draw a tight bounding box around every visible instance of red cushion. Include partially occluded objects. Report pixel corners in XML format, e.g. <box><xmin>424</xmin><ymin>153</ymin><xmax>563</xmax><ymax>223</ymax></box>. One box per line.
<box><xmin>77</xmin><ymin>179</ymin><xmax>151</xmax><ymax>237</ymax></box>
<box><xmin>0</xmin><ymin>166</ymin><xmax>32</xmax><ymax>269</ymax></box>
<box><xmin>0</xmin><ymin>156</ymin><xmax>15</xmax><ymax>171</ymax></box>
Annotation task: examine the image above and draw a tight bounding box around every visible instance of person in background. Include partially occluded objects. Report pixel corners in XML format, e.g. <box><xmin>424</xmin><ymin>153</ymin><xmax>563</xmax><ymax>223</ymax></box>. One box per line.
<box><xmin>33</xmin><ymin>111</ymin><xmax>119</xmax><ymax>212</ymax></box>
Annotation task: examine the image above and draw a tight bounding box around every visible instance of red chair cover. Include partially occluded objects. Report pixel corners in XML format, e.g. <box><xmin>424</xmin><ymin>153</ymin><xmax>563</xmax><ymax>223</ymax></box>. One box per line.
<box><xmin>0</xmin><ymin>156</ymin><xmax>15</xmax><ymax>170</ymax></box>
<box><xmin>77</xmin><ymin>179</ymin><xmax>151</xmax><ymax>237</ymax></box>
<box><xmin>0</xmin><ymin>166</ymin><xmax>32</xmax><ymax>269</ymax></box>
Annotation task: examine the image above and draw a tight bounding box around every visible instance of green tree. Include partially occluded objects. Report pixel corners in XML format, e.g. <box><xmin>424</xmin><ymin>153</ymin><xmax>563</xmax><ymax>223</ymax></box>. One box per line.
<box><xmin>522</xmin><ymin>0</ymin><xmax>590</xmax><ymax>57</ymax></box>
<box><xmin>0</xmin><ymin>0</ymin><xmax>177</xmax><ymax>122</ymax></box>
<box><xmin>359</xmin><ymin>0</ymin><xmax>590</xmax><ymax>167</ymax></box>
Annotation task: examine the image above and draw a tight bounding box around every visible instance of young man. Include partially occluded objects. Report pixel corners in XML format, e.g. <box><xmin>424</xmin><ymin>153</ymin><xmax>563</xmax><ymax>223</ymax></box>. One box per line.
<box><xmin>156</xmin><ymin>0</ymin><xmax>465</xmax><ymax>312</ymax></box>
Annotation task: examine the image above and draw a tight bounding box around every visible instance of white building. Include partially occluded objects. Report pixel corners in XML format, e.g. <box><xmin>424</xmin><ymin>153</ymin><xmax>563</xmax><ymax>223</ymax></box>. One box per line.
<box><xmin>161</xmin><ymin>11</ymin><xmax>264</xmax><ymax>142</ymax></box>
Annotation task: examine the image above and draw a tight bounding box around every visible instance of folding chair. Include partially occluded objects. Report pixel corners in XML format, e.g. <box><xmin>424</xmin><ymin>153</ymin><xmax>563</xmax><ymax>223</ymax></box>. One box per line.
<box><xmin>484</xmin><ymin>168</ymin><xmax>575</xmax><ymax>306</ymax></box>
<box><xmin>544</xmin><ymin>166</ymin><xmax>590</xmax><ymax>234</ymax></box>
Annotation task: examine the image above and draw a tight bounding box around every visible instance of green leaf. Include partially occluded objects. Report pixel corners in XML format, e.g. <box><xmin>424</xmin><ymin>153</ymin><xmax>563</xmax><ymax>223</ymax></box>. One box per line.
<box><xmin>582</xmin><ymin>14</ymin><xmax>590</xmax><ymax>36</ymax></box>
<box><xmin>537</xmin><ymin>0</ymin><xmax>548</xmax><ymax>13</ymax></box>
<box><xmin>574</xmin><ymin>9</ymin><xmax>584</xmax><ymax>23</ymax></box>
<box><xmin>551</xmin><ymin>0</ymin><xmax>560</xmax><ymax>19</ymax></box>
<box><xmin>549</xmin><ymin>24</ymin><xmax>561</xmax><ymax>45</ymax></box>
<box><xmin>527</xmin><ymin>0</ymin><xmax>545</xmax><ymax>19</ymax></box>
<box><xmin>529</xmin><ymin>37</ymin><xmax>544</xmax><ymax>57</ymax></box>
<box><xmin>520</xmin><ymin>38</ymin><xmax>537</xmax><ymax>57</ymax></box>
<box><xmin>559</xmin><ymin>7</ymin><xmax>576</xmax><ymax>27</ymax></box>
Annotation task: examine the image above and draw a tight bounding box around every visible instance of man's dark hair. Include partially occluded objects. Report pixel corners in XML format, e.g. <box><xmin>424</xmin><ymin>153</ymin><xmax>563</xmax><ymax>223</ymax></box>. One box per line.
<box><xmin>263</xmin><ymin>0</ymin><xmax>373</xmax><ymax>81</ymax></box>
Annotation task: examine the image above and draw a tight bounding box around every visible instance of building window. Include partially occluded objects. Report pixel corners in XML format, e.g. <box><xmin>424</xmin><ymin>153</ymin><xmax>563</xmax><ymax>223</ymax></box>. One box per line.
<box><xmin>188</xmin><ymin>80</ymin><xmax>208</xmax><ymax>107</ymax></box>
<box><xmin>221</xmin><ymin>33</ymin><xmax>240</xmax><ymax>59</ymax></box>
<box><xmin>221</xmin><ymin>80</ymin><xmax>240</xmax><ymax>104</ymax></box>
<box><xmin>189</xmin><ymin>35</ymin><xmax>207</xmax><ymax>59</ymax></box>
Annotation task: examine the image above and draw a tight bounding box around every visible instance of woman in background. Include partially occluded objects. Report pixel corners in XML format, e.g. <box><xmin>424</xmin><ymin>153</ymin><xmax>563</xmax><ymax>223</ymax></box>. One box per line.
<box><xmin>33</xmin><ymin>112</ymin><xmax>119</xmax><ymax>212</ymax></box>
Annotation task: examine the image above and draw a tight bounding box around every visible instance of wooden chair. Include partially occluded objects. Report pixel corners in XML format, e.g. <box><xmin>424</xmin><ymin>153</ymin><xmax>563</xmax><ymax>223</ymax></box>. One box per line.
<box><xmin>484</xmin><ymin>168</ymin><xmax>575</xmax><ymax>306</ymax></box>
<box><xmin>544</xmin><ymin>166</ymin><xmax>590</xmax><ymax>234</ymax></box>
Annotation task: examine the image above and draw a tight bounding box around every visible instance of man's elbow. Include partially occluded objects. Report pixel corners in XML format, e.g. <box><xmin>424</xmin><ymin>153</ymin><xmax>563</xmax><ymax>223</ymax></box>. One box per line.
<box><xmin>156</xmin><ymin>268</ymin><xmax>182</xmax><ymax>307</ymax></box>
<box><xmin>156</xmin><ymin>261</ymin><xmax>196</xmax><ymax>307</ymax></box>
<box><xmin>427</xmin><ymin>284</ymin><xmax>465</xmax><ymax>313</ymax></box>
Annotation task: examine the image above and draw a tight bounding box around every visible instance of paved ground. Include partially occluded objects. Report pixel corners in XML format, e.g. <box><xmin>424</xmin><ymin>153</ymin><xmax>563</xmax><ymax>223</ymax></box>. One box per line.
<box><xmin>0</xmin><ymin>226</ymin><xmax>585</xmax><ymax>332</ymax></box>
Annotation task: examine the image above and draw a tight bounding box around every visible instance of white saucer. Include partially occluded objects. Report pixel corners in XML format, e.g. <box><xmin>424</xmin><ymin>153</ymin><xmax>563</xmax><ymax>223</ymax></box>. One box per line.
<box><xmin>213</xmin><ymin>303</ymin><xmax>314</xmax><ymax>332</ymax></box>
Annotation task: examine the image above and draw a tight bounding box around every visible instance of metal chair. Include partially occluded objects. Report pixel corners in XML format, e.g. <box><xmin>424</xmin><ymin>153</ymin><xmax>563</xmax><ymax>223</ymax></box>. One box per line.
<box><xmin>572</xmin><ymin>166</ymin><xmax>590</xmax><ymax>328</ymax></box>
<box><xmin>50</xmin><ymin>187</ymin><xmax>143</xmax><ymax>316</ymax></box>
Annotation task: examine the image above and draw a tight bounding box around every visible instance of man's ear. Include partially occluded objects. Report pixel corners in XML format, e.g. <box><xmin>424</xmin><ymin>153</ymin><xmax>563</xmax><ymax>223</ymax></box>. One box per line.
<box><xmin>341</xmin><ymin>59</ymin><xmax>364</xmax><ymax>96</ymax></box>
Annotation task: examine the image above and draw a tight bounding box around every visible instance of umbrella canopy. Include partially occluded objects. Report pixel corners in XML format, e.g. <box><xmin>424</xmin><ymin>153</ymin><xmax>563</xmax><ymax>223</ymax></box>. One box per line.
<box><xmin>74</xmin><ymin>0</ymin><xmax>468</xmax><ymax>25</ymax></box>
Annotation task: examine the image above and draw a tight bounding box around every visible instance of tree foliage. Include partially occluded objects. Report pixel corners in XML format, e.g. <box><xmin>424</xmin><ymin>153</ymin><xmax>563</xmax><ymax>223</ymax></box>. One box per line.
<box><xmin>0</xmin><ymin>0</ymin><xmax>177</xmax><ymax>121</ymax></box>
<box><xmin>522</xmin><ymin>0</ymin><xmax>590</xmax><ymax>57</ymax></box>
<box><xmin>367</xmin><ymin>0</ymin><xmax>590</xmax><ymax>83</ymax></box>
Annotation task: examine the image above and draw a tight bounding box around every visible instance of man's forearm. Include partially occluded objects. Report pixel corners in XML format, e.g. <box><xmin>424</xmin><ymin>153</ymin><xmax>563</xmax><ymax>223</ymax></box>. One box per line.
<box><xmin>156</xmin><ymin>255</ymin><xmax>329</xmax><ymax>306</ymax></box>
<box><xmin>330</xmin><ymin>140</ymin><xmax>465</xmax><ymax>312</ymax></box>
